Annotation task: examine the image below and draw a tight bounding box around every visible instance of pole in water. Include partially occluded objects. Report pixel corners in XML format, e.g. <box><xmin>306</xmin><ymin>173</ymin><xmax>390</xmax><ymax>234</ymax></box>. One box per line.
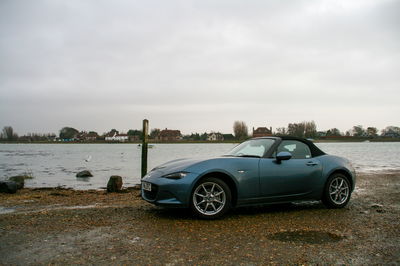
<box><xmin>141</xmin><ymin>119</ymin><xmax>149</xmax><ymax>178</ymax></box>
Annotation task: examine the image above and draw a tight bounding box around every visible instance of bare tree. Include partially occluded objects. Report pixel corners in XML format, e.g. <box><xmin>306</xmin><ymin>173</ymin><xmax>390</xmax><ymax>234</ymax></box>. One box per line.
<box><xmin>2</xmin><ymin>126</ymin><xmax>17</xmax><ymax>141</ymax></box>
<box><xmin>366</xmin><ymin>127</ymin><xmax>378</xmax><ymax>137</ymax></box>
<box><xmin>149</xmin><ymin>128</ymin><xmax>160</xmax><ymax>139</ymax></box>
<box><xmin>233</xmin><ymin>121</ymin><xmax>248</xmax><ymax>140</ymax></box>
<box><xmin>287</xmin><ymin>121</ymin><xmax>317</xmax><ymax>138</ymax></box>
<box><xmin>304</xmin><ymin>121</ymin><xmax>317</xmax><ymax>138</ymax></box>
<box><xmin>381</xmin><ymin>126</ymin><xmax>400</xmax><ymax>137</ymax></box>
<box><xmin>287</xmin><ymin>123</ymin><xmax>305</xmax><ymax>137</ymax></box>
<box><xmin>326</xmin><ymin>128</ymin><xmax>342</xmax><ymax>136</ymax></box>
<box><xmin>275</xmin><ymin>127</ymin><xmax>287</xmax><ymax>136</ymax></box>
<box><xmin>352</xmin><ymin>125</ymin><xmax>366</xmax><ymax>137</ymax></box>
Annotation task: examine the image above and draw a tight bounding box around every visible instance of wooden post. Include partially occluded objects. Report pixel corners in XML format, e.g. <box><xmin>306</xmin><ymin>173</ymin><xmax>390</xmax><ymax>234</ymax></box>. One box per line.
<box><xmin>141</xmin><ymin>119</ymin><xmax>149</xmax><ymax>178</ymax></box>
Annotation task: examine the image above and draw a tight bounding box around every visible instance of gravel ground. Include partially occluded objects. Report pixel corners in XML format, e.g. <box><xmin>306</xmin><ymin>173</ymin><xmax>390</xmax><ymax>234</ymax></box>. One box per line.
<box><xmin>0</xmin><ymin>171</ymin><xmax>399</xmax><ymax>265</ymax></box>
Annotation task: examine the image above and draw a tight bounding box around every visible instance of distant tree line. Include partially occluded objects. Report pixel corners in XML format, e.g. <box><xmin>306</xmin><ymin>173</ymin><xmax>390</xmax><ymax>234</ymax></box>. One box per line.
<box><xmin>275</xmin><ymin>121</ymin><xmax>318</xmax><ymax>138</ymax></box>
<box><xmin>1</xmin><ymin>124</ymin><xmax>399</xmax><ymax>142</ymax></box>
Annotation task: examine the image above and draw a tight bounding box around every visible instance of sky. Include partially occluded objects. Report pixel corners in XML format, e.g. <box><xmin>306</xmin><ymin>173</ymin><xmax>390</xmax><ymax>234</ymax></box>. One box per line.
<box><xmin>0</xmin><ymin>0</ymin><xmax>399</xmax><ymax>135</ymax></box>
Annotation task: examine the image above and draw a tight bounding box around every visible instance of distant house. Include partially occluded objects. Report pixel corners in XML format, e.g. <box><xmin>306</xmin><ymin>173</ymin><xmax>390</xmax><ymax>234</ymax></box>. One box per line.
<box><xmin>77</xmin><ymin>131</ymin><xmax>99</xmax><ymax>141</ymax></box>
<box><xmin>156</xmin><ymin>129</ymin><xmax>182</xmax><ymax>141</ymax></box>
<box><xmin>382</xmin><ymin>132</ymin><xmax>400</xmax><ymax>138</ymax></box>
<box><xmin>86</xmin><ymin>132</ymin><xmax>99</xmax><ymax>141</ymax></box>
<box><xmin>252</xmin><ymin>127</ymin><xmax>272</xmax><ymax>138</ymax></box>
<box><xmin>105</xmin><ymin>131</ymin><xmax>117</xmax><ymax>141</ymax></box>
<box><xmin>114</xmin><ymin>134</ymin><xmax>129</xmax><ymax>142</ymax></box>
<box><xmin>207</xmin><ymin>132</ymin><xmax>224</xmax><ymax>141</ymax></box>
<box><xmin>105</xmin><ymin>130</ymin><xmax>129</xmax><ymax>142</ymax></box>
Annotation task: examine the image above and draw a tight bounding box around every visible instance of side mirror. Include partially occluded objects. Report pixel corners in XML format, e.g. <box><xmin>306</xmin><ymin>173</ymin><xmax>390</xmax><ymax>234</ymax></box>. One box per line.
<box><xmin>275</xmin><ymin>151</ymin><xmax>292</xmax><ymax>164</ymax></box>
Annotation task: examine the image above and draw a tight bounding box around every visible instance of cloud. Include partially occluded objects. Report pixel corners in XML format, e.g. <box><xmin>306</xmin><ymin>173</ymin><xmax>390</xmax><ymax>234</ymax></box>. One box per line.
<box><xmin>0</xmin><ymin>0</ymin><xmax>399</xmax><ymax>134</ymax></box>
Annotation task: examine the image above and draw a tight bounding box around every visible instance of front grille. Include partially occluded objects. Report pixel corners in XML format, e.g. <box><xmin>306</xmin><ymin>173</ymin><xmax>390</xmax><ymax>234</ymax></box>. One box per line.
<box><xmin>143</xmin><ymin>184</ymin><xmax>158</xmax><ymax>200</ymax></box>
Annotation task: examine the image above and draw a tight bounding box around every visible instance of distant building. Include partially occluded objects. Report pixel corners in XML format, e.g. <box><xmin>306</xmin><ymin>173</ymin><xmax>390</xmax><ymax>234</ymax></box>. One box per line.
<box><xmin>223</xmin><ymin>134</ymin><xmax>235</xmax><ymax>141</ymax></box>
<box><xmin>105</xmin><ymin>129</ymin><xmax>118</xmax><ymax>140</ymax></box>
<box><xmin>79</xmin><ymin>131</ymin><xmax>99</xmax><ymax>141</ymax></box>
<box><xmin>87</xmin><ymin>132</ymin><xmax>99</xmax><ymax>141</ymax></box>
<box><xmin>252</xmin><ymin>127</ymin><xmax>272</xmax><ymax>138</ymax></box>
<box><xmin>105</xmin><ymin>130</ymin><xmax>129</xmax><ymax>142</ymax></box>
<box><xmin>114</xmin><ymin>134</ymin><xmax>129</xmax><ymax>142</ymax></box>
<box><xmin>105</xmin><ymin>131</ymin><xmax>117</xmax><ymax>141</ymax></box>
<box><xmin>382</xmin><ymin>132</ymin><xmax>400</xmax><ymax>138</ymax></box>
<box><xmin>207</xmin><ymin>132</ymin><xmax>224</xmax><ymax>141</ymax></box>
<box><xmin>156</xmin><ymin>129</ymin><xmax>182</xmax><ymax>141</ymax></box>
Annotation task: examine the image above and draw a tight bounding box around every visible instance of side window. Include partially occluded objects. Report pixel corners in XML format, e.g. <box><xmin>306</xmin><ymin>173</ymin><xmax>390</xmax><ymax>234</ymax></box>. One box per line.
<box><xmin>276</xmin><ymin>140</ymin><xmax>312</xmax><ymax>159</ymax></box>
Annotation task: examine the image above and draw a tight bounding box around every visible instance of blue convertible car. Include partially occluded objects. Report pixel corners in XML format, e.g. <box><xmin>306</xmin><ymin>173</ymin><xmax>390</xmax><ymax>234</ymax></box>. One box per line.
<box><xmin>142</xmin><ymin>137</ymin><xmax>356</xmax><ymax>219</ymax></box>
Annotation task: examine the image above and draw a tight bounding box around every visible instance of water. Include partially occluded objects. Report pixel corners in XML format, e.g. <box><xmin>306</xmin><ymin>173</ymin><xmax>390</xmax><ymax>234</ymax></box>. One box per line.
<box><xmin>315</xmin><ymin>142</ymin><xmax>400</xmax><ymax>172</ymax></box>
<box><xmin>0</xmin><ymin>142</ymin><xmax>399</xmax><ymax>189</ymax></box>
<box><xmin>0</xmin><ymin>143</ymin><xmax>235</xmax><ymax>189</ymax></box>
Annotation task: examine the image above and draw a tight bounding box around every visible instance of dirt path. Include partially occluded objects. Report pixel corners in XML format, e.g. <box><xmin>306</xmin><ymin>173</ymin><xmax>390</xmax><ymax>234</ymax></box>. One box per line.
<box><xmin>0</xmin><ymin>171</ymin><xmax>399</xmax><ymax>265</ymax></box>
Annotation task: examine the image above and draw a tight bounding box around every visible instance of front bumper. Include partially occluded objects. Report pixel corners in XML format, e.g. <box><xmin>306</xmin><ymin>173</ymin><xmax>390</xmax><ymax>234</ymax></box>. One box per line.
<box><xmin>141</xmin><ymin>172</ymin><xmax>199</xmax><ymax>208</ymax></box>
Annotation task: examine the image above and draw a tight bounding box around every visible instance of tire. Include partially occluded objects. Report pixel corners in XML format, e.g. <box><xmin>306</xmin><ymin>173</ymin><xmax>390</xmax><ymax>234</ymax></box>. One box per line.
<box><xmin>190</xmin><ymin>177</ymin><xmax>231</xmax><ymax>219</ymax></box>
<box><xmin>322</xmin><ymin>173</ymin><xmax>351</xmax><ymax>208</ymax></box>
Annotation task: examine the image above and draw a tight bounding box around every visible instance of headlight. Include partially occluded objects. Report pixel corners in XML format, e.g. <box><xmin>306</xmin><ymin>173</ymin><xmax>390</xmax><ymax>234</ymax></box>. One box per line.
<box><xmin>162</xmin><ymin>172</ymin><xmax>188</xmax><ymax>179</ymax></box>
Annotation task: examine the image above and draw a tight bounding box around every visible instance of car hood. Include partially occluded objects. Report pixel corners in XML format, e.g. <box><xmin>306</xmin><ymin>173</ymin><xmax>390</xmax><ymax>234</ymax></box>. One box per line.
<box><xmin>149</xmin><ymin>157</ymin><xmax>207</xmax><ymax>176</ymax></box>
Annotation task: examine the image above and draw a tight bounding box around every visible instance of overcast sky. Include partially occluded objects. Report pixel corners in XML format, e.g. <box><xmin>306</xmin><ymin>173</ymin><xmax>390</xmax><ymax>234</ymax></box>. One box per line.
<box><xmin>0</xmin><ymin>0</ymin><xmax>399</xmax><ymax>135</ymax></box>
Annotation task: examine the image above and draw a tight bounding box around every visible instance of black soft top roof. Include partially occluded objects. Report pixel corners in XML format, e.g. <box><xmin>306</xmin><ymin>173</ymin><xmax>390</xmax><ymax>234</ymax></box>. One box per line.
<box><xmin>253</xmin><ymin>136</ymin><xmax>326</xmax><ymax>157</ymax></box>
<box><xmin>278</xmin><ymin>136</ymin><xmax>326</xmax><ymax>157</ymax></box>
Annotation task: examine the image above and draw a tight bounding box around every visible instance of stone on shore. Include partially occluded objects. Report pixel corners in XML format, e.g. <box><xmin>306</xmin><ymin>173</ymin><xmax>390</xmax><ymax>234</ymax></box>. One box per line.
<box><xmin>8</xmin><ymin>176</ymin><xmax>25</xmax><ymax>189</ymax></box>
<box><xmin>76</xmin><ymin>170</ymin><xmax>93</xmax><ymax>178</ymax></box>
<box><xmin>107</xmin><ymin>175</ymin><xmax>123</xmax><ymax>192</ymax></box>
<box><xmin>0</xmin><ymin>181</ymin><xmax>18</xmax><ymax>194</ymax></box>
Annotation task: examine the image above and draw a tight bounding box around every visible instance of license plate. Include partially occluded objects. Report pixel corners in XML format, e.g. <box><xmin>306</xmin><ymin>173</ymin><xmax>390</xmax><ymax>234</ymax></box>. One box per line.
<box><xmin>142</xmin><ymin>182</ymin><xmax>151</xmax><ymax>191</ymax></box>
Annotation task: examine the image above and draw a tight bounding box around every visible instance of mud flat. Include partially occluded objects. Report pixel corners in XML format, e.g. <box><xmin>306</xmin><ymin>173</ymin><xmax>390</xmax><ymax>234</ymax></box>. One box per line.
<box><xmin>0</xmin><ymin>171</ymin><xmax>399</xmax><ymax>265</ymax></box>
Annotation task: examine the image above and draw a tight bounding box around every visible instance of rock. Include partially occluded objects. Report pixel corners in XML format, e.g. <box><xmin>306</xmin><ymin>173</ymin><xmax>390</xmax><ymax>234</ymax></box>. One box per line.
<box><xmin>107</xmin><ymin>175</ymin><xmax>123</xmax><ymax>192</ymax></box>
<box><xmin>8</xmin><ymin>176</ymin><xmax>25</xmax><ymax>189</ymax></box>
<box><xmin>371</xmin><ymin>203</ymin><xmax>385</xmax><ymax>213</ymax></box>
<box><xmin>76</xmin><ymin>170</ymin><xmax>93</xmax><ymax>178</ymax></box>
<box><xmin>0</xmin><ymin>181</ymin><xmax>18</xmax><ymax>194</ymax></box>
<box><xmin>371</xmin><ymin>203</ymin><xmax>383</xmax><ymax>208</ymax></box>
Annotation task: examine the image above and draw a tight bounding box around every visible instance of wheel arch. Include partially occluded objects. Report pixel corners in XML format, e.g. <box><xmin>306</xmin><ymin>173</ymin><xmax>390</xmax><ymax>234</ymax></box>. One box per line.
<box><xmin>192</xmin><ymin>171</ymin><xmax>238</xmax><ymax>207</ymax></box>
<box><xmin>327</xmin><ymin>168</ymin><xmax>354</xmax><ymax>191</ymax></box>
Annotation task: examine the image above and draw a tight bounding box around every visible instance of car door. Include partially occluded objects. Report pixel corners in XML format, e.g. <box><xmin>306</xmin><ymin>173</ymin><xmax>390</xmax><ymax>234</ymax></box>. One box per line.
<box><xmin>259</xmin><ymin>140</ymin><xmax>322</xmax><ymax>200</ymax></box>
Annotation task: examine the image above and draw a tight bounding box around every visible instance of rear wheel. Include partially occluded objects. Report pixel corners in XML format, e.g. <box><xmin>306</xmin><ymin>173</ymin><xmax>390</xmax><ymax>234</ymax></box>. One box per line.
<box><xmin>190</xmin><ymin>177</ymin><xmax>231</xmax><ymax>219</ymax></box>
<box><xmin>322</xmin><ymin>173</ymin><xmax>351</xmax><ymax>208</ymax></box>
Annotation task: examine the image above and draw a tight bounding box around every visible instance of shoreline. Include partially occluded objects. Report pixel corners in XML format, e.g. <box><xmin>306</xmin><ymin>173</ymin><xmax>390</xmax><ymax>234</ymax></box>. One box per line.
<box><xmin>10</xmin><ymin>169</ymin><xmax>400</xmax><ymax>191</ymax></box>
<box><xmin>1</xmin><ymin>138</ymin><xmax>400</xmax><ymax>144</ymax></box>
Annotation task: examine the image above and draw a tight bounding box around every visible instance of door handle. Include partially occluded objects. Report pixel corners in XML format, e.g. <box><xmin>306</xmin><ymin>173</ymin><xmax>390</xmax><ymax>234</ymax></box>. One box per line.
<box><xmin>306</xmin><ymin>162</ymin><xmax>318</xmax><ymax>166</ymax></box>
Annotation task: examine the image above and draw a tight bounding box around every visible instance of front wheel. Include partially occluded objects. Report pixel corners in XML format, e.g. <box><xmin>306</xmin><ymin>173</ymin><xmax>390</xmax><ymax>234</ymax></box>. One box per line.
<box><xmin>190</xmin><ymin>177</ymin><xmax>231</xmax><ymax>219</ymax></box>
<box><xmin>322</xmin><ymin>173</ymin><xmax>351</xmax><ymax>208</ymax></box>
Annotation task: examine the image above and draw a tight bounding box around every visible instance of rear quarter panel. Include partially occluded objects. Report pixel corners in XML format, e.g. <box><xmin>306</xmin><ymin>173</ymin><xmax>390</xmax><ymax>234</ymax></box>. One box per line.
<box><xmin>316</xmin><ymin>154</ymin><xmax>356</xmax><ymax>192</ymax></box>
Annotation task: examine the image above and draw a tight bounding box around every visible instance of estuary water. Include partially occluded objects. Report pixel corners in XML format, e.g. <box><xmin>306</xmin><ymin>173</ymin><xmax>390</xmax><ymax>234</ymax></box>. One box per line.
<box><xmin>0</xmin><ymin>142</ymin><xmax>399</xmax><ymax>189</ymax></box>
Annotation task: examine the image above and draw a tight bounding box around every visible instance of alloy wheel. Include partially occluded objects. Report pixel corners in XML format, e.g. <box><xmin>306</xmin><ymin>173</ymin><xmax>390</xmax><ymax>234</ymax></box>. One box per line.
<box><xmin>193</xmin><ymin>182</ymin><xmax>226</xmax><ymax>216</ymax></box>
<box><xmin>329</xmin><ymin>176</ymin><xmax>350</xmax><ymax>205</ymax></box>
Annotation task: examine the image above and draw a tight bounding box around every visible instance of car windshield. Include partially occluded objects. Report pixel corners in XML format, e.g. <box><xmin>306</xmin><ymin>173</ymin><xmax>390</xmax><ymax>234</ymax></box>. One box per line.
<box><xmin>226</xmin><ymin>138</ymin><xmax>275</xmax><ymax>158</ymax></box>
